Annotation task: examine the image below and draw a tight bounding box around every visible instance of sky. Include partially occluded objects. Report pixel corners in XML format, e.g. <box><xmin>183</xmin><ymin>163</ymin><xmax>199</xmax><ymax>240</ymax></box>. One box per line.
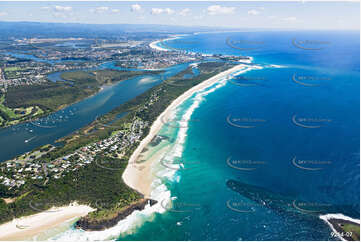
<box><xmin>0</xmin><ymin>1</ymin><xmax>359</xmax><ymax>30</ymax></box>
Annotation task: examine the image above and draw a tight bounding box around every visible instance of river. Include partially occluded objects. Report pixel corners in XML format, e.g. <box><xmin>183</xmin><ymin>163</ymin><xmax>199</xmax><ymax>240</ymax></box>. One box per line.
<box><xmin>0</xmin><ymin>61</ymin><xmax>194</xmax><ymax>162</ymax></box>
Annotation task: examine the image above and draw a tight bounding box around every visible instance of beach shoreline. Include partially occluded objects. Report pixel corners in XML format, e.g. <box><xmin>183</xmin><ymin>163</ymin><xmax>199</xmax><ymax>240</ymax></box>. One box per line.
<box><xmin>149</xmin><ymin>35</ymin><xmax>185</xmax><ymax>51</ymax></box>
<box><xmin>122</xmin><ymin>63</ymin><xmax>249</xmax><ymax>198</ymax></box>
<box><xmin>0</xmin><ymin>202</ymin><xmax>94</xmax><ymax>240</ymax></box>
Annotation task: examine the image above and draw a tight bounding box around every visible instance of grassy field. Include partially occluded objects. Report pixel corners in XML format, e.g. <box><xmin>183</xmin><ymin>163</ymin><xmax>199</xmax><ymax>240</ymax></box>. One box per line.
<box><xmin>4</xmin><ymin>67</ymin><xmax>21</xmax><ymax>72</ymax></box>
<box><xmin>0</xmin><ymin>95</ymin><xmax>17</xmax><ymax>118</ymax></box>
<box><xmin>0</xmin><ymin>95</ymin><xmax>43</xmax><ymax>128</ymax></box>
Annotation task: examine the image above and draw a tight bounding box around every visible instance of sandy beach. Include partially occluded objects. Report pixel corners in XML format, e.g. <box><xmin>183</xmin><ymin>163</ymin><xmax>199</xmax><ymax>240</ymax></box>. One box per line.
<box><xmin>0</xmin><ymin>203</ymin><xmax>94</xmax><ymax>240</ymax></box>
<box><xmin>122</xmin><ymin>63</ymin><xmax>247</xmax><ymax>197</ymax></box>
<box><xmin>149</xmin><ymin>36</ymin><xmax>182</xmax><ymax>51</ymax></box>
<box><xmin>149</xmin><ymin>39</ymin><xmax>168</xmax><ymax>51</ymax></box>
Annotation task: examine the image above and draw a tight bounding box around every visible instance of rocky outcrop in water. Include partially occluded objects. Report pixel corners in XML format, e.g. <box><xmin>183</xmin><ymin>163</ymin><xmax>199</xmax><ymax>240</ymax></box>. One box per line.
<box><xmin>76</xmin><ymin>198</ymin><xmax>157</xmax><ymax>231</ymax></box>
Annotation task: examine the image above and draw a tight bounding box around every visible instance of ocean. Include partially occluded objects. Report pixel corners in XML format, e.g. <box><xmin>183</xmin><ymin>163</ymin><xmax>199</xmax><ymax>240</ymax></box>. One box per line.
<box><xmin>52</xmin><ymin>31</ymin><xmax>359</xmax><ymax>241</ymax></box>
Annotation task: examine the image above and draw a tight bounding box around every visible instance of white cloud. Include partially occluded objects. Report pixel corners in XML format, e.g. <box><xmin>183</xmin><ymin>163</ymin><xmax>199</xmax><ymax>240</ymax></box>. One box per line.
<box><xmin>131</xmin><ymin>4</ymin><xmax>142</xmax><ymax>12</ymax></box>
<box><xmin>54</xmin><ymin>6</ymin><xmax>72</xmax><ymax>12</ymax></box>
<box><xmin>248</xmin><ymin>9</ymin><xmax>260</xmax><ymax>16</ymax></box>
<box><xmin>151</xmin><ymin>8</ymin><xmax>174</xmax><ymax>15</ymax></box>
<box><xmin>0</xmin><ymin>11</ymin><xmax>7</xmax><ymax>17</ymax></box>
<box><xmin>90</xmin><ymin>6</ymin><xmax>109</xmax><ymax>14</ymax></box>
<box><xmin>179</xmin><ymin>8</ymin><xmax>191</xmax><ymax>17</ymax></box>
<box><xmin>111</xmin><ymin>9</ymin><xmax>120</xmax><ymax>13</ymax></box>
<box><xmin>207</xmin><ymin>5</ymin><xmax>235</xmax><ymax>15</ymax></box>
<box><xmin>52</xmin><ymin>6</ymin><xmax>73</xmax><ymax>19</ymax></box>
<box><xmin>40</xmin><ymin>6</ymin><xmax>50</xmax><ymax>10</ymax></box>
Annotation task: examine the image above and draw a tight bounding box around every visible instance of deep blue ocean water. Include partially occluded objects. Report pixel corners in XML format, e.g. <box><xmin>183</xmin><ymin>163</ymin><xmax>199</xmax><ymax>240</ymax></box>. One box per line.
<box><xmin>118</xmin><ymin>31</ymin><xmax>359</xmax><ymax>241</ymax></box>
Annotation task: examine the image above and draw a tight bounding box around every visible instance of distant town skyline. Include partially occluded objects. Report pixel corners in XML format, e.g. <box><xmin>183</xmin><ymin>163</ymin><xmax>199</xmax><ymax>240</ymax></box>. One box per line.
<box><xmin>0</xmin><ymin>1</ymin><xmax>359</xmax><ymax>30</ymax></box>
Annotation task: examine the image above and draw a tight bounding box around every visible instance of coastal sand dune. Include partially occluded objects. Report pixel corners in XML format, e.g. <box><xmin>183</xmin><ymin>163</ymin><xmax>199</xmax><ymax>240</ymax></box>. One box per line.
<box><xmin>122</xmin><ymin>63</ymin><xmax>248</xmax><ymax>197</ymax></box>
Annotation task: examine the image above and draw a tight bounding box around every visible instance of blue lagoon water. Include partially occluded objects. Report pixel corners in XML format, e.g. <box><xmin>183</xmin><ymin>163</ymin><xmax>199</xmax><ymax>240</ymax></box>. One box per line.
<box><xmin>114</xmin><ymin>31</ymin><xmax>359</xmax><ymax>241</ymax></box>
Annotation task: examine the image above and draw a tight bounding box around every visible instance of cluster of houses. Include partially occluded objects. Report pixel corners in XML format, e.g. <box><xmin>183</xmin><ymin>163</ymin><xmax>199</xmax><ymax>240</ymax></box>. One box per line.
<box><xmin>0</xmin><ymin>116</ymin><xmax>147</xmax><ymax>190</ymax></box>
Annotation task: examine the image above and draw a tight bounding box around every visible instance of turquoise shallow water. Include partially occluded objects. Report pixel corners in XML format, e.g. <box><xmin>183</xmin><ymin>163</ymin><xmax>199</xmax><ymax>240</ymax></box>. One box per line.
<box><xmin>117</xmin><ymin>31</ymin><xmax>359</xmax><ymax>241</ymax></box>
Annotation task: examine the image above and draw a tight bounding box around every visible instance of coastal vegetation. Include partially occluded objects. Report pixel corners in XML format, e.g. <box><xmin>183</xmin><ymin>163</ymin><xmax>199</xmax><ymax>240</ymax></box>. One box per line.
<box><xmin>0</xmin><ymin>61</ymin><xmax>236</xmax><ymax>228</ymax></box>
